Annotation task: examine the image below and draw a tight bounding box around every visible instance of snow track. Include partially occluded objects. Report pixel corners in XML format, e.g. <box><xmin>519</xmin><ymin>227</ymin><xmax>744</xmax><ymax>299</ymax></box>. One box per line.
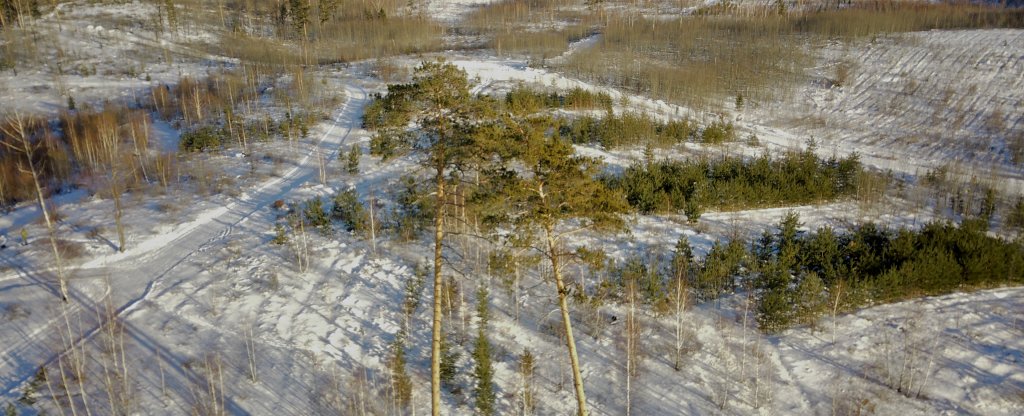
<box><xmin>0</xmin><ymin>83</ymin><xmax>369</xmax><ymax>401</ymax></box>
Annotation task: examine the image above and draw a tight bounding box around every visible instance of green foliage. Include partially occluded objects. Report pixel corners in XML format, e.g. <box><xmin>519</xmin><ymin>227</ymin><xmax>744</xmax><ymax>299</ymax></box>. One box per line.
<box><xmin>794</xmin><ymin>271</ymin><xmax>827</xmax><ymax>327</ymax></box>
<box><xmin>609</xmin><ymin>150</ymin><xmax>865</xmax><ymax>214</ymax></box>
<box><xmin>518</xmin><ymin>349</ymin><xmax>536</xmax><ymax>414</ymax></box>
<box><xmin>179</xmin><ymin>126</ymin><xmax>226</xmax><ymax>152</ymax></box>
<box><xmin>303</xmin><ymin>196</ymin><xmax>331</xmax><ymax>234</ymax></box>
<box><xmin>504</xmin><ymin>86</ymin><xmax>613</xmax><ymax>115</ymax></box>
<box><xmin>288</xmin><ymin>0</ymin><xmax>311</xmax><ymax>37</ymax></box>
<box><xmin>272</xmin><ymin>223</ymin><xmax>289</xmax><ymax>245</ymax></box>
<box><xmin>389</xmin><ymin>175</ymin><xmax>432</xmax><ymax>241</ymax></box>
<box><xmin>500</xmin><ymin>118</ymin><xmax>631</xmax><ymax>239</ymax></box>
<box><xmin>756</xmin><ymin>287</ymin><xmax>792</xmax><ymax>334</ymax></box>
<box><xmin>694</xmin><ymin>238</ymin><xmax>747</xmax><ymax>300</ymax></box>
<box><xmin>1007</xmin><ymin>198</ymin><xmax>1024</xmax><ymax>231</ymax></box>
<box><xmin>67</xmin><ymin>95</ymin><xmax>76</xmax><ymax>111</ymax></box>
<box><xmin>561</xmin><ymin>112</ymin><xmax>695</xmax><ymax>149</ymax></box>
<box><xmin>331</xmin><ymin>189</ymin><xmax>366</xmax><ymax>233</ymax></box>
<box><xmin>439</xmin><ymin>332</ymin><xmax>460</xmax><ymax>391</ymax></box>
<box><xmin>699</xmin><ymin>119</ymin><xmax>736</xmax><ymax>144</ymax></box>
<box><xmin>362</xmin><ymin>84</ymin><xmax>418</xmax><ymax>130</ymax></box>
<box><xmin>472</xmin><ymin>288</ymin><xmax>496</xmax><ymax>416</ymax></box>
<box><xmin>684</xmin><ymin>197</ymin><xmax>704</xmax><ymax>224</ymax></box>
<box><xmin>612</xmin><ymin>257</ymin><xmax>665</xmax><ymax>304</ymax></box>
<box><xmin>746</xmin><ymin>219</ymin><xmax>1024</xmax><ymax>333</ymax></box>
<box><xmin>402</xmin><ymin>265</ymin><xmax>427</xmax><ymax>319</ymax></box>
<box><xmin>345</xmin><ymin>144</ymin><xmax>361</xmax><ymax>174</ymax></box>
<box><xmin>4</xmin><ymin>402</ymin><xmax>15</xmax><ymax>416</ymax></box>
<box><xmin>388</xmin><ymin>337</ymin><xmax>412</xmax><ymax>408</ymax></box>
<box><xmin>978</xmin><ymin>188</ymin><xmax>996</xmax><ymax>225</ymax></box>
<box><xmin>671</xmin><ymin>237</ymin><xmax>695</xmax><ymax>286</ymax></box>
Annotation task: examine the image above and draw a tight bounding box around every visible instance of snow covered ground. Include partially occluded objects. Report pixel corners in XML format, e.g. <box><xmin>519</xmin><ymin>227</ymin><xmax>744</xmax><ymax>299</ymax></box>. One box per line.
<box><xmin>1</xmin><ymin>1</ymin><xmax>1023</xmax><ymax>415</ymax></box>
<box><xmin>777</xmin><ymin>29</ymin><xmax>1024</xmax><ymax>190</ymax></box>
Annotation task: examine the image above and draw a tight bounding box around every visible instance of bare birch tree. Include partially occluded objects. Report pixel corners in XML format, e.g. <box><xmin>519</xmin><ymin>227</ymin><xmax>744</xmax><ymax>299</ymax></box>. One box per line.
<box><xmin>0</xmin><ymin>111</ymin><xmax>69</xmax><ymax>301</ymax></box>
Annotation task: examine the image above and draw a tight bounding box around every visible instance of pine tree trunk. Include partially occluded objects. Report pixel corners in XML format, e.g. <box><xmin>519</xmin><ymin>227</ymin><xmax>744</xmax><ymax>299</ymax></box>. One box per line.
<box><xmin>431</xmin><ymin>165</ymin><xmax>445</xmax><ymax>416</ymax></box>
<box><xmin>545</xmin><ymin>225</ymin><xmax>587</xmax><ymax>416</ymax></box>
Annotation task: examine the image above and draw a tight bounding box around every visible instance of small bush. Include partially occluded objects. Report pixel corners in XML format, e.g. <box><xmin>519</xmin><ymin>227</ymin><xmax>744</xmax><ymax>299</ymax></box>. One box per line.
<box><xmin>700</xmin><ymin>120</ymin><xmax>736</xmax><ymax>144</ymax></box>
<box><xmin>303</xmin><ymin>196</ymin><xmax>332</xmax><ymax>235</ymax></box>
<box><xmin>180</xmin><ymin>127</ymin><xmax>225</xmax><ymax>152</ymax></box>
<box><xmin>331</xmin><ymin>189</ymin><xmax>366</xmax><ymax>233</ymax></box>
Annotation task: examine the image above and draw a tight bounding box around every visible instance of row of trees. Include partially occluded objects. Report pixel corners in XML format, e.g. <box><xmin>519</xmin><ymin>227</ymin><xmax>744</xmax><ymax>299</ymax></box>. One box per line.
<box><xmin>607</xmin><ymin>148</ymin><xmax>864</xmax><ymax>217</ymax></box>
<box><xmin>561</xmin><ymin>113</ymin><xmax>737</xmax><ymax>148</ymax></box>
<box><xmin>504</xmin><ymin>85</ymin><xmax>614</xmax><ymax>115</ymax></box>
<box><xmin>593</xmin><ymin>212</ymin><xmax>1023</xmax><ymax>336</ymax></box>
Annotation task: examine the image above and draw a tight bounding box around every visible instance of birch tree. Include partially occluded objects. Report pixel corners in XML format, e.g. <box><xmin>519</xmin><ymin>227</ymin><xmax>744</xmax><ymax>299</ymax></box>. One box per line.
<box><xmin>0</xmin><ymin>111</ymin><xmax>69</xmax><ymax>301</ymax></box>
<box><xmin>96</xmin><ymin>110</ymin><xmax>127</xmax><ymax>252</ymax></box>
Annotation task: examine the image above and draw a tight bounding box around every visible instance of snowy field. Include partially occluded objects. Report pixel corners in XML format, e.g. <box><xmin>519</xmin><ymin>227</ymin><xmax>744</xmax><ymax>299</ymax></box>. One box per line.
<box><xmin>779</xmin><ymin>29</ymin><xmax>1024</xmax><ymax>190</ymax></box>
<box><xmin>1</xmin><ymin>1</ymin><xmax>1023</xmax><ymax>415</ymax></box>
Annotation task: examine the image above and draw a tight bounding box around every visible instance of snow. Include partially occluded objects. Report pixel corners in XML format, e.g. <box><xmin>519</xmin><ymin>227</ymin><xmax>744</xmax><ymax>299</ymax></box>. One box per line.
<box><xmin>766</xmin><ymin>29</ymin><xmax>1024</xmax><ymax>194</ymax></box>
<box><xmin>426</xmin><ymin>0</ymin><xmax>503</xmax><ymax>23</ymax></box>
<box><xmin>1</xmin><ymin>2</ymin><xmax>1022</xmax><ymax>415</ymax></box>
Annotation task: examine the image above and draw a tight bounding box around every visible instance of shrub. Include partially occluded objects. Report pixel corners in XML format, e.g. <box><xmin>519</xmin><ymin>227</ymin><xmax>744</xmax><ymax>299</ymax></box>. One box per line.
<box><xmin>561</xmin><ymin>113</ymin><xmax>696</xmax><ymax>149</ymax></box>
<box><xmin>303</xmin><ymin>196</ymin><xmax>332</xmax><ymax>234</ymax></box>
<box><xmin>700</xmin><ymin>120</ymin><xmax>736</xmax><ymax>144</ymax></box>
<box><xmin>608</xmin><ymin>150</ymin><xmax>865</xmax><ymax>213</ymax></box>
<box><xmin>331</xmin><ymin>189</ymin><xmax>366</xmax><ymax>233</ymax></box>
<box><xmin>180</xmin><ymin>127</ymin><xmax>225</xmax><ymax>152</ymax></box>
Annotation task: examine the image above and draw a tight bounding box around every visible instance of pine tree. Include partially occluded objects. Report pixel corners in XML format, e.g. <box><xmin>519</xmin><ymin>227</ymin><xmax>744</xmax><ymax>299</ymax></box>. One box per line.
<box><xmin>272</xmin><ymin>223</ymin><xmax>289</xmax><ymax>245</ymax></box>
<box><xmin>164</xmin><ymin>0</ymin><xmax>178</xmax><ymax>34</ymax></box>
<box><xmin>795</xmin><ymin>271</ymin><xmax>827</xmax><ymax>327</ymax></box>
<box><xmin>400</xmin><ymin>60</ymin><xmax>494</xmax><ymax>416</ymax></box>
<box><xmin>303</xmin><ymin>196</ymin><xmax>331</xmax><ymax>234</ymax></box>
<box><xmin>289</xmin><ymin>0</ymin><xmax>310</xmax><ymax>40</ymax></box>
<box><xmin>319</xmin><ymin>0</ymin><xmax>338</xmax><ymax>24</ymax></box>
<box><xmin>439</xmin><ymin>331</ymin><xmax>459</xmax><ymax>390</ymax></box>
<box><xmin>345</xmin><ymin>144</ymin><xmax>360</xmax><ymax>175</ymax></box>
<box><xmin>498</xmin><ymin>116</ymin><xmax>631</xmax><ymax>416</ymax></box>
<box><xmin>1007</xmin><ymin>197</ymin><xmax>1024</xmax><ymax>231</ymax></box>
<box><xmin>388</xmin><ymin>337</ymin><xmax>413</xmax><ymax>408</ymax></box>
<box><xmin>518</xmin><ymin>349</ymin><xmax>536</xmax><ymax>414</ymax></box>
<box><xmin>331</xmin><ymin>189</ymin><xmax>366</xmax><ymax>233</ymax></box>
<box><xmin>472</xmin><ymin>287</ymin><xmax>496</xmax><ymax>416</ymax></box>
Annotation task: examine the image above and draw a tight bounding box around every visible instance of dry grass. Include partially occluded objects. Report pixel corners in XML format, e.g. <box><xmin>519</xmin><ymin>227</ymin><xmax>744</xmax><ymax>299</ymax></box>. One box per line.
<box><xmin>793</xmin><ymin>3</ymin><xmax>1024</xmax><ymax>39</ymax></box>
<box><xmin>563</xmin><ymin>15</ymin><xmax>811</xmax><ymax>110</ymax></box>
<box><xmin>465</xmin><ymin>0</ymin><xmax>595</xmax><ymax>60</ymax></box>
<box><xmin>314</xmin><ymin>17</ymin><xmax>445</xmax><ymax>63</ymax></box>
<box><xmin>556</xmin><ymin>2</ymin><xmax>1023</xmax><ymax>110</ymax></box>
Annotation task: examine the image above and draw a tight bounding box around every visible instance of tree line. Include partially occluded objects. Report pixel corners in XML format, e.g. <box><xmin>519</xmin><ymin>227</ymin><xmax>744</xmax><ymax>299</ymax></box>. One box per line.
<box><xmin>591</xmin><ymin>212</ymin><xmax>1023</xmax><ymax>336</ymax></box>
<box><xmin>323</xmin><ymin>59</ymin><xmax>1022</xmax><ymax>415</ymax></box>
<box><xmin>606</xmin><ymin>148</ymin><xmax>864</xmax><ymax>219</ymax></box>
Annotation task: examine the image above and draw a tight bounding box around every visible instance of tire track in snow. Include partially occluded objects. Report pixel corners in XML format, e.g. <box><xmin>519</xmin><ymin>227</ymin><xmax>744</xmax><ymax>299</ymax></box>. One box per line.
<box><xmin>0</xmin><ymin>83</ymin><xmax>370</xmax><ymax>403</ymax></box>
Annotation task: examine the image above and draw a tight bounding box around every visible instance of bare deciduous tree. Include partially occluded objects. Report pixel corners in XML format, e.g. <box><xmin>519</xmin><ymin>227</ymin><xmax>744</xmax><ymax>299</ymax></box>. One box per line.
<box><xmin>1</xmin><ymin>111</ymin><xmax>69</xmax><ymax>301</ymax></box>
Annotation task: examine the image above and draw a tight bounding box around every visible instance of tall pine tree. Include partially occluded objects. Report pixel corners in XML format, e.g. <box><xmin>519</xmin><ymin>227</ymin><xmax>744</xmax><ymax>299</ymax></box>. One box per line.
<box><xmin>472</xmin><ymin>287</ymin><xmax>496</xmax><ymax>416</ymax></box>
<box><xmin>496</xmin><ymin>116</ymin><xmax>631</xmax><ymax>416</ymax></box>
